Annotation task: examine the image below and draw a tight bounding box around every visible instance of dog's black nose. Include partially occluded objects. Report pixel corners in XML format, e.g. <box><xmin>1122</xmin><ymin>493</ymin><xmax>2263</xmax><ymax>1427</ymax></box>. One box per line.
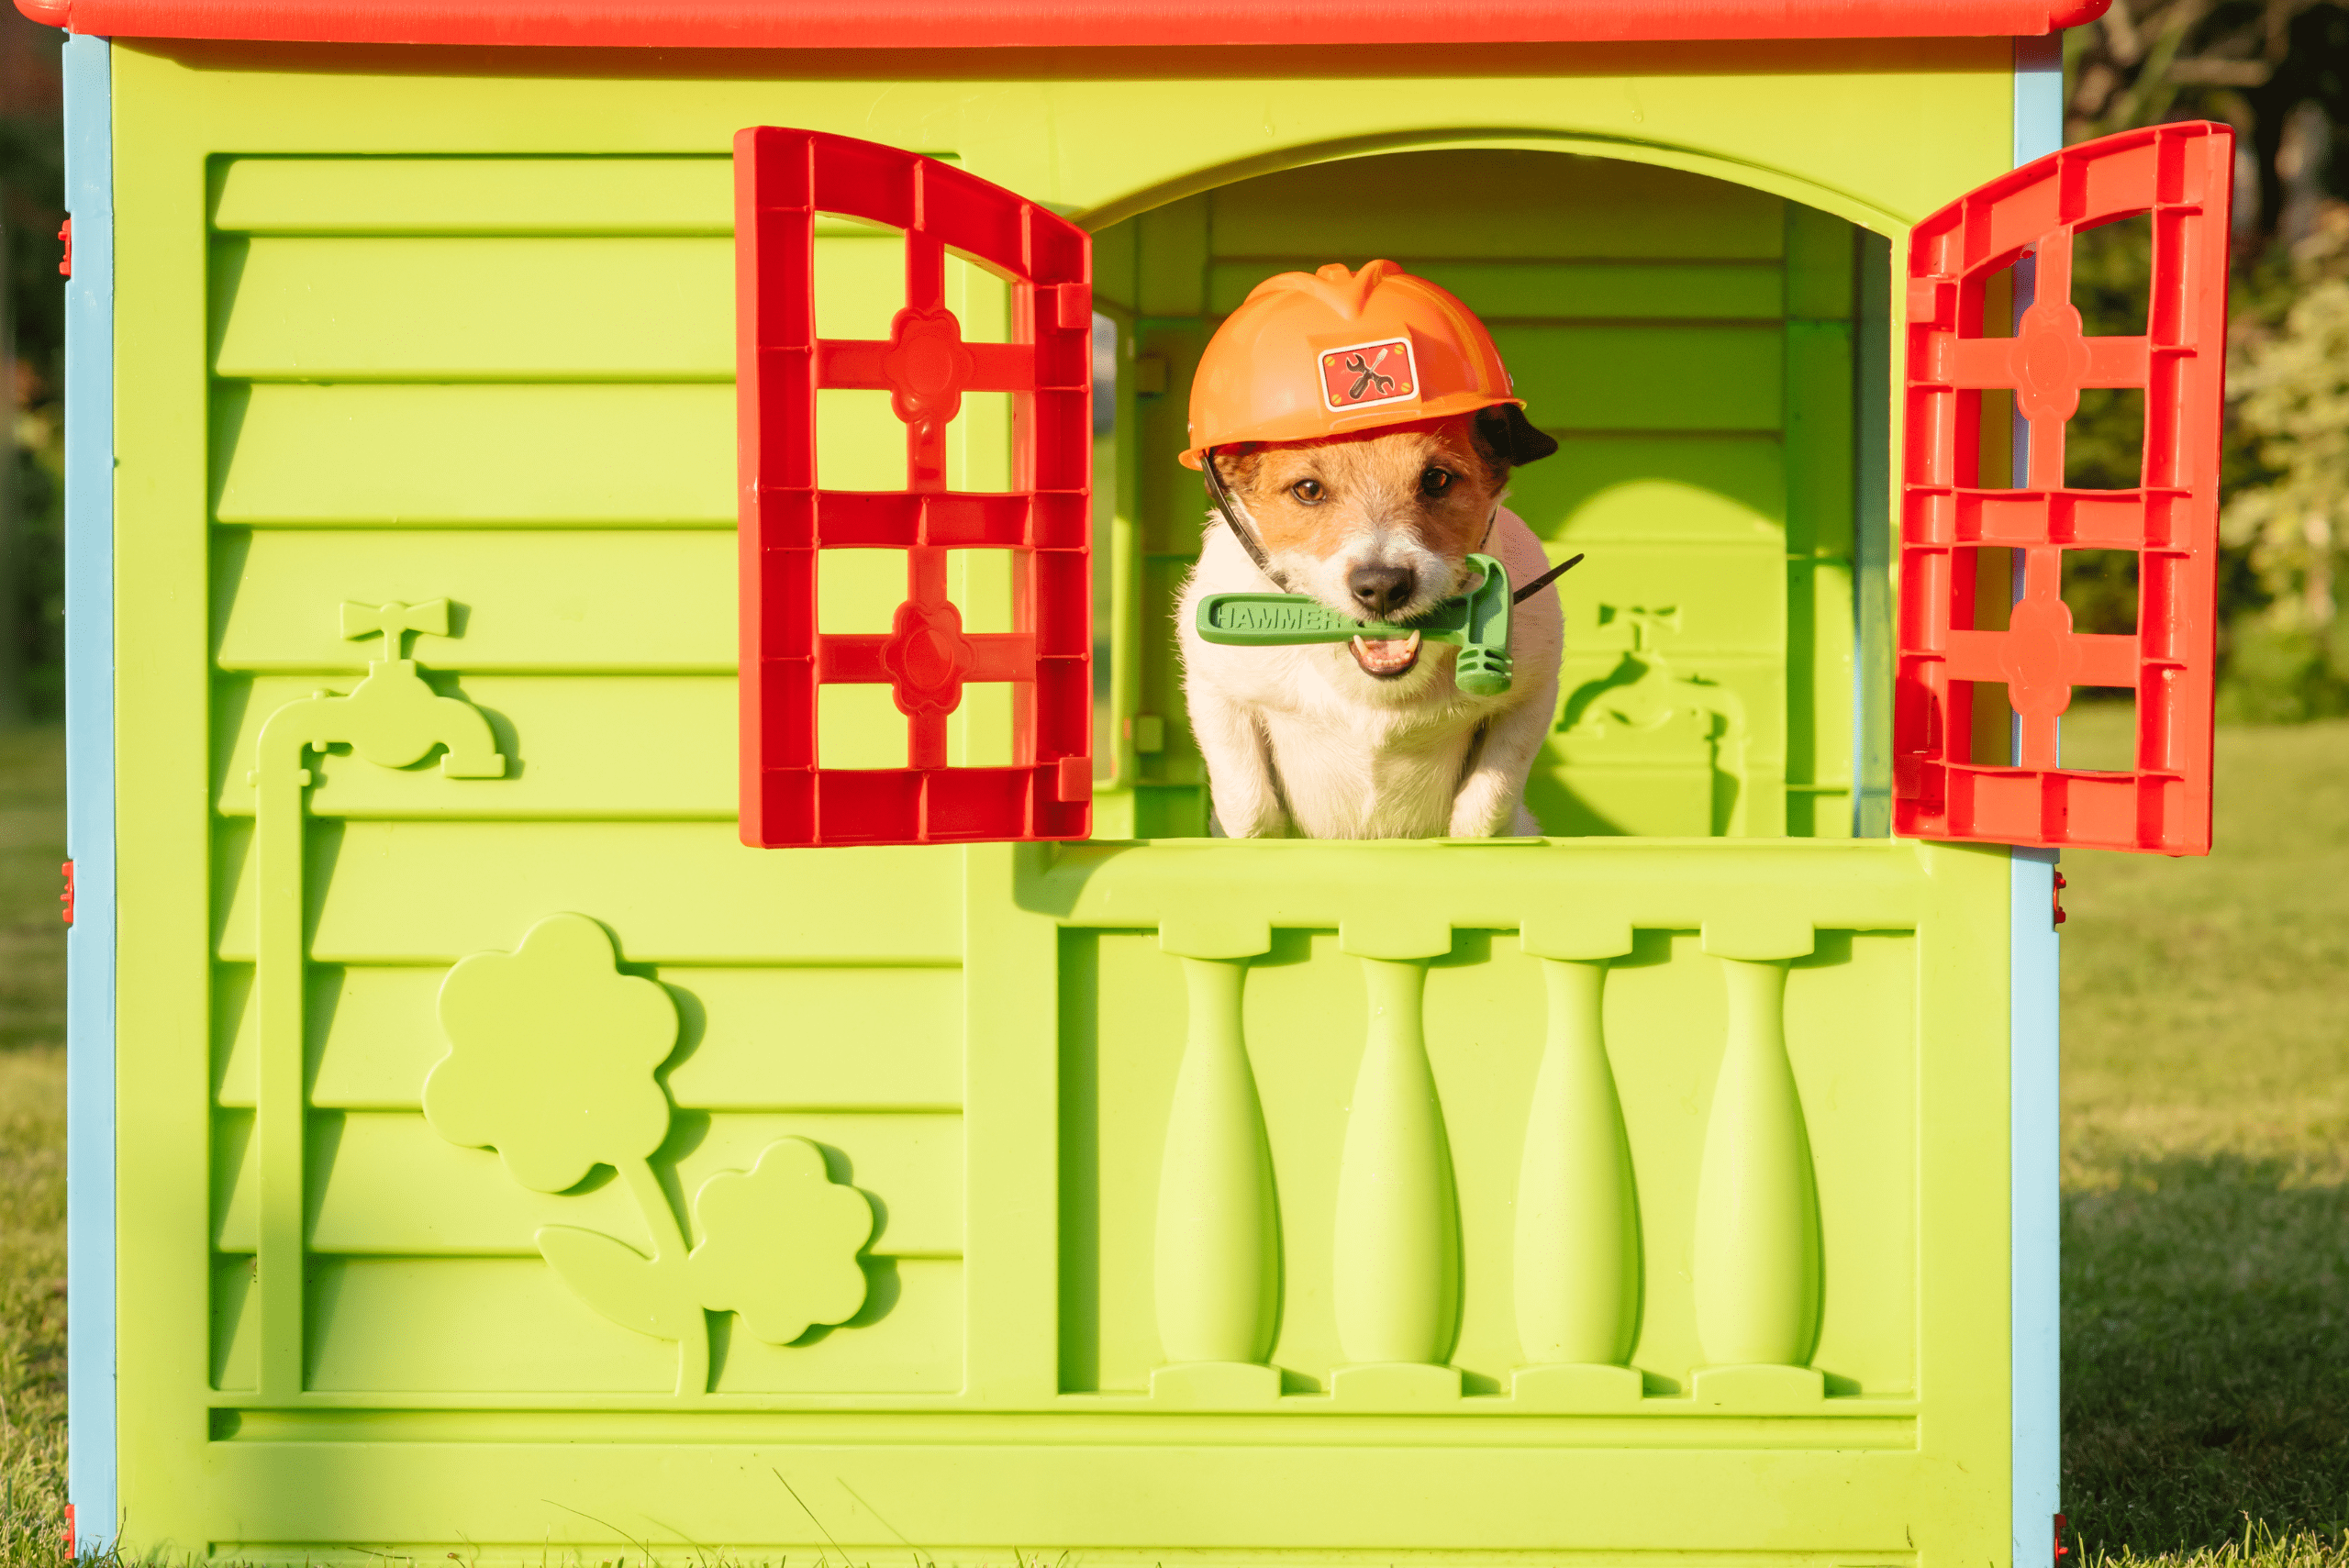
<box><xmin>1349</xmin><ymin>564</ymin><xmax>1416</xmax><ymax>617</ymax></box>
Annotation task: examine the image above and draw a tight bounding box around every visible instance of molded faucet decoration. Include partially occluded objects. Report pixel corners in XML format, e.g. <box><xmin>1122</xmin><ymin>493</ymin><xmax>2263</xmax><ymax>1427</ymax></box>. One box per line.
<box><xmin>272</xmin><ymin>598</ymin><xmax>510</xmax><ymax>777</ymax></box>
<box><xmin>244</xmin><ymin>597</ymin><xmax>508</xmax><ymax>1401</ymax></box>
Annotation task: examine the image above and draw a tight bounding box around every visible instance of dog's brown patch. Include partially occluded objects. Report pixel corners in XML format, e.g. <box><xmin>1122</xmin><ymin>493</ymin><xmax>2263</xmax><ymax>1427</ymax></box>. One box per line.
<box><xmin>1211</xmin><ymin>414</ymin><xmax>1508</xmax><ymax>563</ymax></box>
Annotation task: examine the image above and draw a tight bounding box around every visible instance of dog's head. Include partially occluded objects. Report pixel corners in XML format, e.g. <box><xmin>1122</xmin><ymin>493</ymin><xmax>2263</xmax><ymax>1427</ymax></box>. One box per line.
<box><xmin>1210</xmin><ymin>404</ymin><xmax>1557</xmax><ymax>683</ymax></box>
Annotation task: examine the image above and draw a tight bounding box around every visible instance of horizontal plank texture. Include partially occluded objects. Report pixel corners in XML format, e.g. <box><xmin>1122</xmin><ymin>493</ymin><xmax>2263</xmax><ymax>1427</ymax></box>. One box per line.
<box><xmin>213</xmin><ymin>1256</ymin><xmax>964</xmax><ymax>1394</ymax></box>
<box><xmin>212</xmin><ymin>157</ymin><xmax>739</xmax><ymax>235</ymax></box>
<box><xmin>212</xmin><ymin>964</ymin><xmax>965</xmax><ymax>1110</ymax></box>
<box><xmin>213</xmin><ymin>1109</ymin><xmax>963</xmax><ymax>1257</ymax></box>
<box><xmin>212</xmin><ymin>822</ymin><xmax>965</xmax><ymax>964</ymax></box>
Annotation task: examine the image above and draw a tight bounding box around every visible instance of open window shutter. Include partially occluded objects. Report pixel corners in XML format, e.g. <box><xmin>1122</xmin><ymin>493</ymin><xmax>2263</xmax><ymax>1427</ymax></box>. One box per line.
<box><xmin>1896</xmin><ymin>122</ymin><xmax>2232</xmax><ymax>855</ymax></box>
<box><xmin>735</xmin><ymin>127</ymin><xmax>1092</xmax><ymax>848</ymax></box>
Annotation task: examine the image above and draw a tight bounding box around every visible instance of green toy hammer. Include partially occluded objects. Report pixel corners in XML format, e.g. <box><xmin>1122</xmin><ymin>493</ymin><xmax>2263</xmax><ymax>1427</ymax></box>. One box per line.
<box><xmin>1194</xmin><ymin>551</ymin><xmax>1583</xmax><ymax>698</ymax></box>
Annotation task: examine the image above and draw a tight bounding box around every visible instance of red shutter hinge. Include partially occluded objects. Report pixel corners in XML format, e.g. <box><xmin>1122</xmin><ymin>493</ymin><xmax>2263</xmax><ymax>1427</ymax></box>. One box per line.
<box><xmin>2053</xmin><ymin>872</ymin><xmax>2067</xmax><ymax>928</ymax></box>
<box><xmin>2054</xmin><ymin>1513</ymin><xmax>2069</xmax><ymax>1561</ymax></box>
<box><xmin>57</xmin><ymin>217</ymin><xmax>71</xmax><ymax>279</ymax></box>
<box><xmin>61</xmin><ymin>859</ymin><xmax>73</xmax><ymax>926</ymax></box>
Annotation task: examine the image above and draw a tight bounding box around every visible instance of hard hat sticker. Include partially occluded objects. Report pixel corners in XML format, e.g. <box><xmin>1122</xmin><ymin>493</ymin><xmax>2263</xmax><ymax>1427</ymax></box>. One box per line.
<box><xmin>1319</xmin><ymin>337</ymin><xmax>1419</xmax><ymax>414</ymax></box>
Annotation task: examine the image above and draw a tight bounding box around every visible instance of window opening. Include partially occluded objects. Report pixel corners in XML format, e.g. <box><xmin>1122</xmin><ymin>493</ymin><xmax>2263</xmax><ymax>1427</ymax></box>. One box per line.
<box><xmin>2071</xmin><ymin>210</ymin><xmax>2154</xmax><ymax>339</ymax></box>
<box><xmin>1091</xmin><ymin>150</ymin><xmax>1872</xmax><ymax>841</ymax></box>
<box><xmin>816</xmin><ymin>548</ymin><xmax>907</xmax><ymax>634</ymax></box>
<box><xmin>2061</xmin><ymin>549</ymin><xmax>2142</xmax><ymax>638</ymax></box>
<box><xmin>814</xmin><ymin>389</ymin><xmax>910</xmax><ymax>491</ymax></box>
<box><xmin>1853</xmin><ymin>228</ymin><xmax>1895</xmax><ymax>837</ymax></box>
<box><xmin>2065</xmin><ymin>386</ymin><xmax>2146</xmax><ymax>491</ymax></box>
<box><xmin>818</xmin><ymin>683</ymin><xmax>908</xmax><ymax>769</ymax></box>
<box><xmin>1092</xmin><ymin>311</ymin><xmax>1119</xmax><ymax>784</ymax></box>
<box><xmin>2059</xmin><ymin>689</ymin><xmax>2140</xmax><ymax>772</ymax></box>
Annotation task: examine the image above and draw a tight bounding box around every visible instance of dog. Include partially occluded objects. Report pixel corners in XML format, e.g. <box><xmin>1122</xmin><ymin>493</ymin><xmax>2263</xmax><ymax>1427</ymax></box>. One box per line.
<box><xmin>1176</xmin><ymin>404</ymin><xmax>1564</xmax><ymax>839</ymax></box>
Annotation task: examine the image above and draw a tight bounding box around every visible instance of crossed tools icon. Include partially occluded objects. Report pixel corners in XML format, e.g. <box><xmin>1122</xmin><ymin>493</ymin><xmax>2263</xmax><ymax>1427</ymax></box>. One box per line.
<box><xmin>1343</xmin><ymin>348</ymin><xmax>1397</xmax><ymax>401</ymax></box>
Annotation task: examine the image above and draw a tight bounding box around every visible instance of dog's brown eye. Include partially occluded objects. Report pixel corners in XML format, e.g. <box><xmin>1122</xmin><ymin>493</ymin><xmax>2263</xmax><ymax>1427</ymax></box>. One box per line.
<box><xmin>1290</xmin><ymin>479</ymin><xmax>1324</xmax><ymax>504</ymax></box>
<box><xmin>1420</xmin><ymin>467</ymin><xmax>1453</xmax><ymax>496</ymax></box>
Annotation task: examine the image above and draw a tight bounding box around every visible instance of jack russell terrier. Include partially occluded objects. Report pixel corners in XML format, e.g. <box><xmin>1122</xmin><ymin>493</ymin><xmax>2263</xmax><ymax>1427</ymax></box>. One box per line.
<box><xmin>1174</xmin><ymin>261</ymin><xmax>1566</xmax><ymax>839</ymax></box>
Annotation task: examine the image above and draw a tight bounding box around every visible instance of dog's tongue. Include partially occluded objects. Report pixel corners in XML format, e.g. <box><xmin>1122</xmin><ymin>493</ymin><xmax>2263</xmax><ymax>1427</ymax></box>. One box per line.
<box><xmin>1350</xmin><ymin>630</ymin><xmax>1423</xmax><ymax>677</ymax></box>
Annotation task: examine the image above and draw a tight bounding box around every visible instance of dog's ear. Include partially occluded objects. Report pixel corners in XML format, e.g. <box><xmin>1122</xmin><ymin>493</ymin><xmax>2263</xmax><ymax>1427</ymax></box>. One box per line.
<box><xmin>1210</xmin><ymin>443</ymin><xmax>1264</xmax><ymax>493</ymax></box>
<box><xmin>1475</xmin><ymin>404</ymin><xmax>1560</xmax><ymax>469</ymax></box>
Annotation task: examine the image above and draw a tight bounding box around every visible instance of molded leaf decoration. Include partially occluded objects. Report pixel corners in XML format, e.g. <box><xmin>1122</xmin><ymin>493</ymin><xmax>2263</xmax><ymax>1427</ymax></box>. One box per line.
<box><xmin>688</xmin><ymin>1138</ymin><xmax>874</xmax><ymax>1344</ymax></box>
<box><xmin>423</xmin><ymin>913</ymin><xmax>677</xmax><ymax>1192</ymax></box>
<box><xmin>537</xmin><ymin>1225</ymin><xmax>700</xmax><ymax>1342</ymax></box>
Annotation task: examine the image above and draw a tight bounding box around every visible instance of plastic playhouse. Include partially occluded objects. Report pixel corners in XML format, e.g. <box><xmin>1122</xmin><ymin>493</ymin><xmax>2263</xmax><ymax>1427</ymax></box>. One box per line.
<box><xmin>35</xmin><ymin>1</ymin><xmax>2231</xmax><ymax>1563</ymax></box>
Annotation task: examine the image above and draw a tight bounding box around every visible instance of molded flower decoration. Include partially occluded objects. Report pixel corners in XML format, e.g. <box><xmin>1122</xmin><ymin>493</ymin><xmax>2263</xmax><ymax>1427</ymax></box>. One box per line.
<box><xmin>880</xmin><ymin>306</ymin><xmax>974</xmax><ymax>428</ymax></box>
<box><xmin>689</xmin><ymin>1137</ymin><xmax>874</xmax><ymax>1344</ymax></box>
<box><xmin>423</xmin><ymin>913</ymin><xmax>677</xmax><ymax>1193</ymax></box>
<box><xmin>877</xmin><ymin>597</ymin><xmax>974</xmax><ymax>718</ymax></box>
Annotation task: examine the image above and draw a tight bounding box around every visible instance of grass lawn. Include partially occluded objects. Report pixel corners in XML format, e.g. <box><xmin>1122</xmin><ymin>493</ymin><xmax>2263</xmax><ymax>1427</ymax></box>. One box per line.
<box><xmin>2</xmin><ymin>713</ymin><xmax>2347</xmax><ymax>1565</ymax></box>
<box><xmin>2060</xmin><ymin>705</ymin><xmax>2349</xmax><ymax>1558</ymax></box>
<box><xmin>0</xmin><ymin>725</ymin><xmax>66</xmax><ymax>1568</ymax></box>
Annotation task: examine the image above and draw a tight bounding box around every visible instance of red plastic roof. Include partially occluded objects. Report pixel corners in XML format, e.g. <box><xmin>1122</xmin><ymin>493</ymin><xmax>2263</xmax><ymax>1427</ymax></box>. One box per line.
<box><xmin>16</xmin><ymin>0</ymin><xmax>2110</xmax><ymax>47</ymax></box>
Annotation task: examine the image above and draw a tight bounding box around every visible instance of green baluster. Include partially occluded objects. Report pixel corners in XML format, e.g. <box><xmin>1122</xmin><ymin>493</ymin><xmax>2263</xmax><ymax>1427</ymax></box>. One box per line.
<box><xmin>1150</xmin><ymin>954</ymin><xmax>1281</xmax><ymax>1406</ymax></box>
<box><xmin>1690</xmin><ymin>948</ymin><xmax>1826</xmax><ymax>1408</ymax></box>
<box><xmin>1330</xmin><ymin>954</ymin><xmax>1462</xmax><ymax>1406</ymax></box>
<box><xmin>1510</xmin><ymin>956</ymin><xmax>1643</xmax><ymax>1408</ymax></box>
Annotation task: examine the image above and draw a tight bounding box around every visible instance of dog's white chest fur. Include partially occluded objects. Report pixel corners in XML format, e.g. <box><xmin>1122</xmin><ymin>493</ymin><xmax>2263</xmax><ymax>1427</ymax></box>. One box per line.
<box><xmin>1176</xmin><ymin>506</ymin><xmax>1564</xmax><ymax>839</ymax></box>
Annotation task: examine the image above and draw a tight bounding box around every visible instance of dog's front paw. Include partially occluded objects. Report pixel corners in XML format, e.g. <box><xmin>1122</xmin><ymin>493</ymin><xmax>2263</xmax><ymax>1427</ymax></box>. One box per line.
<box><xmin>1446</xmin><ymin>794</ymin><xmax>1515</xmax><ymax>839</ymax></box>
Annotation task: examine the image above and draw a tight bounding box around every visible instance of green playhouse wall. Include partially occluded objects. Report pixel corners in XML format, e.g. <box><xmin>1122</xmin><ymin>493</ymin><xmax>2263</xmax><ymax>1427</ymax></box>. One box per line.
<box><xmin>106</xmin><ymin>36</ymin><xmax>2028</xmax><ymax>1564</ymax></box>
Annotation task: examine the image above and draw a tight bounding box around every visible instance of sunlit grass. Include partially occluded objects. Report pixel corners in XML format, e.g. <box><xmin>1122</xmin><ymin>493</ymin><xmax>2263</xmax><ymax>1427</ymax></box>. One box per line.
<box><xmin>0</xmin><ymin>727</ymin><xmax>66</xmax><ymax>1568</ymax></box>
<box><xmin>2061</xmin><ymin>705</ymin><xmax>2349</xmax><ymax>1559</ymax></box>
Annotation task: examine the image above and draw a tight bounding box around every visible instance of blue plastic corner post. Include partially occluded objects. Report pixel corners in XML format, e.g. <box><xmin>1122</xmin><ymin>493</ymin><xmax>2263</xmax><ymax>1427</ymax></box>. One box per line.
<box><xmin>2010</xmin><ymin>31</ymin><xmax>2065</xmax><ymax>1568</ymax></box>
<box><xmin>63</xmin><ymin>28</ymin><xmax>117</xmax><ymax>1556</ymax></box>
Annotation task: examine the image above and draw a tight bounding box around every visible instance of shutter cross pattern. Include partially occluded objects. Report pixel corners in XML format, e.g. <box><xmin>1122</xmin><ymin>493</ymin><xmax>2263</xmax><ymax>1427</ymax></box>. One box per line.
<box><xmin>735</xmin><ymin>127</ymin><xmax>1093</xmax><ymax>847</ymax></box>
<box><xmin>1895</xmin><ymin>121</ymin><xmax>2231</xmax><ymax>856</ymax></box>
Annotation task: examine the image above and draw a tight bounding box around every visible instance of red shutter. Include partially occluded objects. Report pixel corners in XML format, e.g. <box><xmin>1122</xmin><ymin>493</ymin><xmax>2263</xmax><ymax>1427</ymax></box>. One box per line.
<box><xmin>735</xmin><ymin>128</ymin><xmax>1092</xmax><ymax>848</ymax></box>
<box><xmin>1896</xmin><ymin>122</ymin><xmax>2232</xmax><ymax>856</ymax></box>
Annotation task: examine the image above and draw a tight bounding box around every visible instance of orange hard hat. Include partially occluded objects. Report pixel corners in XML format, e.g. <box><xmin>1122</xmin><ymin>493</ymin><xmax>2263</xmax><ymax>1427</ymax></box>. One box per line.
<box><xmin>1179</xmin><ymin>259</ymin><xmax>1523</xmax><ymax>470</ymax></box>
